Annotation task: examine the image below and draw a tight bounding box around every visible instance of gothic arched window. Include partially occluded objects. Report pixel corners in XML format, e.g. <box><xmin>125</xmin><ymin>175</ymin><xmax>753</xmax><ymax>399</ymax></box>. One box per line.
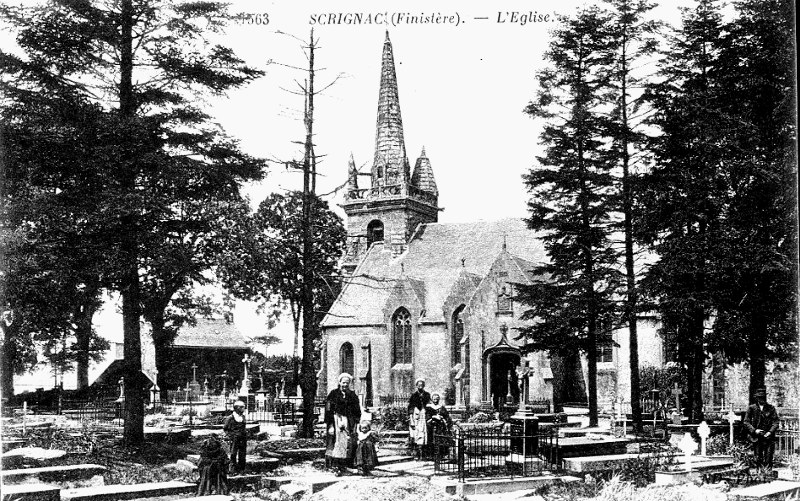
<box><xmin>340</xmin><ymin>342</ymin><xmax>354</xmax><ymax>376</ymax></box>
<box><xmin>367</xmin><ymin>220</ymin><xmax>384</xmax><ymax>248</ymax></box>
<box><xmin>452</xmin><ymin>305</ymin><xmax>466</xmax><ymax>366</ymax></box>
<box><xmin>392</xmin><ymin>308</ymin><xmax>412</xmax><ymax>365</ymax></box>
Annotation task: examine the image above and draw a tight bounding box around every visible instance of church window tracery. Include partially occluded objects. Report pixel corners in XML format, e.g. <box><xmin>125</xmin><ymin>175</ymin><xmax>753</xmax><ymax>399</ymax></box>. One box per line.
<box><xmin>452</xmin><ymin>305</ymin><xmax>465</xmax><ymax>366</ymax></box>
<box><xmin>340</xmin><ymin>342</ymin><xmax>354</xmax><ymax>375</ymax></box>
<box><xmin>392</xmin><ymin>308</ymin><xmax>412</xmax><ymax>365</ymax></box>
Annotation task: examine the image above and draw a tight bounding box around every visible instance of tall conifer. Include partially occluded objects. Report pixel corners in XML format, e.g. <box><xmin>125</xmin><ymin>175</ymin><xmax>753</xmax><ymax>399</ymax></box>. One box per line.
<box><xmin>518</xmin><ymin>7</ymin><xmax>622</xmax><ymax>426</ymax></box>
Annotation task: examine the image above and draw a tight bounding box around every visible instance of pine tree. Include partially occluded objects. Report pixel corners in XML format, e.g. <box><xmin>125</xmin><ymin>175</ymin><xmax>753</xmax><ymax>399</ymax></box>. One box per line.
<box><xmin>1</xmin><ymin>1</ymin><xmax>263</xmax><ymax>442</ymax></box>
<box><xmin>518</xmin><ymin>7</ymin><xmax>622</xmax><ymax>427</ymax></box>
<box><xmin>640</xmin><ymin>0</ymin><xmax>730</xmax><ymax>421</ymax></box>
<box><xmin>707</xmin><ymin>0</ymin><xmax>797</xmax><ymax>400</ymax></box>
<box><xmin>603</xmin><ymin>0</ymin><xmax>660</xmax><ymax>432</ymax></box>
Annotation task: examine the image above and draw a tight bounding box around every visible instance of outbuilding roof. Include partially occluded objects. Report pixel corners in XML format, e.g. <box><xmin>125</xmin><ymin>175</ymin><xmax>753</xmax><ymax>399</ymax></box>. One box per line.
<box><xmin>174</xmin><ymin>318</ymin><xmax>249</xmax><ymax>349</ymax></box>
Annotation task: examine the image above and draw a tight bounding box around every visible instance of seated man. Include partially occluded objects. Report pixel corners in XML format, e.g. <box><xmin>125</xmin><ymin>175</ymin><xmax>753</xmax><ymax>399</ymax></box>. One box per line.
<box><xmin>743</xmin><ymin>388</ymin><xmax>779</xmax><ymax>471</ymax></box>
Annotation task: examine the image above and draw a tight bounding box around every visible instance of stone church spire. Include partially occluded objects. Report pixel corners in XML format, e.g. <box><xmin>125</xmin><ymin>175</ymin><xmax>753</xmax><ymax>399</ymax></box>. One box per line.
<box><xmin>373</xmin><ymin>31</ymin><xmax>409</xmax><ymax>185</ymax></box>
<box><xmin>412</xmin><ymin>146</ymin><xmax>438</xmax><ymax>196</ymax></box>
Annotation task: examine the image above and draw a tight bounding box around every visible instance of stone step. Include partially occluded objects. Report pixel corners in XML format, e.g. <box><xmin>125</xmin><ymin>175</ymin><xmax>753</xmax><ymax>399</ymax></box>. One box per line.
<box><xmin>1</xmin><ymin>483</ymin><xmax>60</xmax><ymax>501</ymax></box>
<box><xmin>375</xmin><ymin>454</ymin><xmax>414</xmax><ymax>465</ymax></box>
<box><xmin>61</xmin><ymin>480</ymin><xmax>196</xmax><ymax>501</ymax></box>
<box><xmin>186</xmin><ymin>454</ymin><xmax>279</xmax><ymax>472</ymax></box>
<box><xmin>227</xmin><ymin>474</ymin><xmax>262</xmax><ymax>490</ymax></box>
<box><xmin>375</xmin><ymin>460</ymin><xmax>437</xmax><ymax>478</ymax></box>
<box><xmin>2</xmin><ymin>463</ymin><xmax>107</xmax><ymax>484</ymax></box>
<box><xmin>729</xmin><ymin>480</ymin><xmax>800</xmax><ymax>500</ymax></box>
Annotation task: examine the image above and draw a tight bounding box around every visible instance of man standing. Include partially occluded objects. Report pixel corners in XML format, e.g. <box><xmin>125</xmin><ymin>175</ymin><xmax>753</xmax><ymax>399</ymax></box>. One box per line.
<box><xmin>223</xmin><ymin>400</ymin><xmax>248</xmax><ymax>474</ymax></box>
<box><xmin>743</xmin><ymin>388</ymin><xmax>779</xmax><ymax>471</ymax></box>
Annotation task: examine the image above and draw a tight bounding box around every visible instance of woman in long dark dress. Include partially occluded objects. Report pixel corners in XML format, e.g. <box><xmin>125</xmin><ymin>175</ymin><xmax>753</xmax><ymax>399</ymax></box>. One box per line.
<box><xmin>425</xmin><ymin>393</ymin><xmax>452</xmax><ymax>459</ymax></box>
<box><xmin>325</xmin><ymin>373</ymin><xmax>362</xmax><ymax>476</ymax></box>
<box><xmin>407</xmin><ymin>378</ymin><xmax>431</xmax><ymax>459</ymax></box>
<box><xmin>196</xmin><ymin>435</ymin><xmax>229</xmax><ymax>495</ymax></box>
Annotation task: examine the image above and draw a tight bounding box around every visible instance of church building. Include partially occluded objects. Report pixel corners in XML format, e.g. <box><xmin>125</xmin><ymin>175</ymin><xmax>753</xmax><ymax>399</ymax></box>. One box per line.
<box><xmin>319</xmin><ymin>34</ymin><xmax>664</xmax><ymax>411</ymax></box>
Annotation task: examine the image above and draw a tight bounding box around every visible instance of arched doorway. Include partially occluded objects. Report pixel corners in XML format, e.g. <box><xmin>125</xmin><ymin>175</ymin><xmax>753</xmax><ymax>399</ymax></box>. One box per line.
<box><xmin>482</xmin><ymin>325</ymin><xmax>521</xmax><ymax>409</ymax></box>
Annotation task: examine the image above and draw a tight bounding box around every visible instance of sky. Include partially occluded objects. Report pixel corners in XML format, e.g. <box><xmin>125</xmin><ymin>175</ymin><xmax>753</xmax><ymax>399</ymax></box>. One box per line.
<box><xmin>5</xmin><ymin>0</ymin><xmax>708</xmax><ymax>387</ymax></box>
<box><xmin>208</xmin><ymin>0</ymin><xmax>698</xmax><ymax>355</ymax></box>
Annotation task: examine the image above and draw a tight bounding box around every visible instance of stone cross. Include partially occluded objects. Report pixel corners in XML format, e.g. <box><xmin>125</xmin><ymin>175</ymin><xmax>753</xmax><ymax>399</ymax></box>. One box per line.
<box><xmin>222</xmin><ymin>371</ymin><xmax>228</xmax><ymax>395</ymax></box>
<box><xmin>672</xmin><ymin>383</ymin><xmax>683</xmax><ymax>413</ymax></box>
<box><xmin>727</xmin><ymin>409</ymin><xmax>738</xmax><ymax>447</ymax></box>
<box><xmin>678</xmin><ymin>432</ymin><xmax>698</xmax><ymax>471</ymax></box>
<box><xmin>505</xmin><ymin>370</ymin><xmax>514</xmax><ymax>405</ymax></box>
<box><xmin>698</xmin><ymin>421</ymin><xmax>711</xmax><ymax>456</ymax></box>
<box><xmin>241</xmin><ymin>354</ymin><xmax>250</xmax><ymax>391</ymax></box>
<box><xmin>191</xmin><ymin>364</ymin><xmax>198</xmax><ymax>383</ymax></box>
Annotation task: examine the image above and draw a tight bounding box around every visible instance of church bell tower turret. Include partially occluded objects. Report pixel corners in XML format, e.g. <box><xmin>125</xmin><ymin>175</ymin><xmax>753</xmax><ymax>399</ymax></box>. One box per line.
<box><xmin>341</xmin><ymin>32</ymin><xmax>440</xmax><ymax>274</ymax></box>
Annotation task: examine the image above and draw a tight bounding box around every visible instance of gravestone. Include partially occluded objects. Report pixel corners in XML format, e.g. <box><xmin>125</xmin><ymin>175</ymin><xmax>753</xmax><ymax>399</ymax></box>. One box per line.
<box><xmin>678</xmin><ymin>433</ymin><xmax>698</xmax><ymax>471</ymax></box>
<box><xmin>698</xmin><ymin>421</ymin><xmax>710</xmax><ymax>456</ymax></box>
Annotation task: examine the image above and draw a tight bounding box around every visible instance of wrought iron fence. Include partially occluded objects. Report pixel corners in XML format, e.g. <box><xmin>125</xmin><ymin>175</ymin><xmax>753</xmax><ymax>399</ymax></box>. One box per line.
<box><xmin>59</xmin><ymin>398</ymin><xmax>122</xmax><ymax>425</ymax></box>
<box><xmin>378</xmin><ymin>394</ymin><xmax>412</xmax><ymax>407</ymax></box>
<box><xmin>777</xmin><ymin>417</ymin><xmax>800</xmax><ymax>458</ymax></box>
<box><xmin>433</xmin><ymin>423</ymin><xmax>560</xmax><ymax>481</ymax></box>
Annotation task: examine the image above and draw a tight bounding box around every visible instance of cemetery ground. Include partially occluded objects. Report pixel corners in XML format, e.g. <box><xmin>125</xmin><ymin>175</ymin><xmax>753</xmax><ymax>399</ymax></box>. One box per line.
<box><xmin>2</xmin><ymin>407</ymin><xmax>800</xmax><ymax>501</ymax></box>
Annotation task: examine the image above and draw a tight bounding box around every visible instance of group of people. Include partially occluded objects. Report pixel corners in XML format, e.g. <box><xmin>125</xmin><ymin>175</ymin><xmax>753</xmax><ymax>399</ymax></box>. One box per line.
<box><xmin>323</xmin><ymin>374</ymin><xmax>454</xmax><ymax>476</ymax></box>
<box><xmin>188</xmin><ymin>375</ymin><xmax>781</xmax><ymax>495</ymax></box>
<box><xmin>196</xmin><ymin>400</ymin><xmax>248</xmax><ymax>496</ymax></box>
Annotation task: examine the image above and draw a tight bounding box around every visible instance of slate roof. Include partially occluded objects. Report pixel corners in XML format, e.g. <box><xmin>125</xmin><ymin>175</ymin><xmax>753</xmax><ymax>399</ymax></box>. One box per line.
<box><xmin>322</xmin><ymin>218</ymin><xmax>547</xmax><ymax>327</ymax></box>
<box><xmin>173</xmin><ymin>318</ymin><xmax>249</xmax><ymax>349</ymax></box>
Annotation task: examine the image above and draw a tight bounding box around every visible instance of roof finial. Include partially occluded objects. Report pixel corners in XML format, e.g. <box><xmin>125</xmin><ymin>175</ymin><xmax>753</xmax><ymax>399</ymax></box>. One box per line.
<box><xmin>502</xmin><ymin>234</ymin><xmax>507</xmax><ymax>251</ymax></box>
<box><xmin>461</xmin><ymin>257</ymin><xmax>466</xmax><ymax>268</ymax></box>
<box><xmin>385</xmin><ymin>30</ymin><xmax>390</xmax><ymax>42</ymax></box>
<box><xmin>421</xmin><ymin>146</ymin><xmax>427</xmax><ymax>157</ymax></box>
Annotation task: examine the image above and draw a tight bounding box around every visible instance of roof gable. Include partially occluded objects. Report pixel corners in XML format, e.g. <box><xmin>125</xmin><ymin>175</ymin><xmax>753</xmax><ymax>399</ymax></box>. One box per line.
<box><xmin>322</xmin><ymin>218</ymin><xmax>546</xmax><ymax>327</ymax></box>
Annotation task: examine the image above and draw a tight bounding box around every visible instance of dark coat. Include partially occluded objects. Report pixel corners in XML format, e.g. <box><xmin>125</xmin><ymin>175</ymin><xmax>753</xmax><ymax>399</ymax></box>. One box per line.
<box><xmin>325</xmin><ymin>388</ymin><xmax>361</xmax><ymax>430</ymax></box>
<box><xmin>407</xmin><ymin>390</ymin><xmax>431</xmax><ymax>414</ymax></box>
<box><xmin>744</xmin><ymin>402</ymin><xmax>779</xmax><ymax>441</ymax></box>
<box><xmin>223</xmin><ymin>413</ymin><xmax>247</xmax><ymax>439</ymax></box>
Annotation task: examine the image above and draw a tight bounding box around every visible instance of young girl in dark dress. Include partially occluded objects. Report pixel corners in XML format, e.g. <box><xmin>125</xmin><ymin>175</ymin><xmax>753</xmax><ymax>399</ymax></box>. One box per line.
<box><xmin>354</xmin><ymin>420</ymin><xmax>379</xmax><ymax>475</ymax></box>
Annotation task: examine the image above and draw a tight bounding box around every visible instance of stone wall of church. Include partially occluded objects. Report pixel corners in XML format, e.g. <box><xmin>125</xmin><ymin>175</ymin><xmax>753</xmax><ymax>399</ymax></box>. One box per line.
<box><xmin>579</xmin><ymin>318</ymin><xmax>664</xmax><ymax>412</ymax></box>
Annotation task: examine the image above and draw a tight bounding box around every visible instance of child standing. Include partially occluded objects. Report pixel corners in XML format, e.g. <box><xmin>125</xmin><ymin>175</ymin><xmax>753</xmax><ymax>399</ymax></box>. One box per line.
<box><xmin>354</xmin><ymin>420</ymin><xmax>379</xmax><ymax>476</ymax></box>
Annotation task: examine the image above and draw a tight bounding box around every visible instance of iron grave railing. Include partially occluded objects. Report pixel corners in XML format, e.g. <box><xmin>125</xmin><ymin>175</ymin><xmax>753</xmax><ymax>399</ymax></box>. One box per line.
<box><xmin>433</xmin><ymin>423</ymin><xmax>559</xmax><ymax>481</ymax></box>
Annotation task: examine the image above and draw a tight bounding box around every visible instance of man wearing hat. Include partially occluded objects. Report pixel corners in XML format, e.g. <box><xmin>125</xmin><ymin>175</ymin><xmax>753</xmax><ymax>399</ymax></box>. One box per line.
<box><xmin>224</xmin><ymin>400</ymin><xmax>248</xmax><ymax>474</ymax></box>
<box><xmin>743</xmin><ymin>388</ymin><xmax>779</xmax><ymax>470</ymax></box>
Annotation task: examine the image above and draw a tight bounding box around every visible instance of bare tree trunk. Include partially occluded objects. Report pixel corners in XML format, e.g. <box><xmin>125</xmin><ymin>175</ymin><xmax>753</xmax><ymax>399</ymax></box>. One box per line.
<box><xmin>119</xmin><ymin>0</ymin><xmax>144</xmax><ymax>444</ymax></box>
<box><xmin>299</xmin><ymin>29</ymin><xmax>318</xmax><ymax>437</ymax></box>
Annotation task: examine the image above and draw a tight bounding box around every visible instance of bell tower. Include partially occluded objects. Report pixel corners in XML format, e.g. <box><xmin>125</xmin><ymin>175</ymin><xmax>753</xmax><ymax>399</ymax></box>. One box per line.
<box><xmin>341</xmin><ymin>32</ymin><xmax>439</xmax><ymax>274</ymax></box>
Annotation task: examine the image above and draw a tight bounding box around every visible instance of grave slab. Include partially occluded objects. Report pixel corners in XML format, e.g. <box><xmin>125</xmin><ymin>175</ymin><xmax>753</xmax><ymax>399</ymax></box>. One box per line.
<box><xmin>1</xmin><ymin>483</ymin><xmax>60</xmax><ymax>501</ymax></box>
<box><xmin>143</xmin><ymin>426</ymin><xmax>191</xmax><ymax>443</ymax></box>
<box><xmin>729</xmin><ymin>480</ymin><xmax>800</xmax><ymax>500</ymax></box>
<box><xmin>60</xmin><ymin>480</ymin><xmax>195</xmax><ymax>501</ymax></box>
<box><xmin>1</xmin><ymin>439</ymin><xmax>26</xmax><ymax>452</ymax></box>
<box><xmin>183</xmin><ymin>496</ymin><xmax>233</xmax><ymax>501</ymax></box>
<box><xmin>2</xmin><ymin>463</ymin><xmax>107</xmax><ymax>483</ymax></box>
<box><xmin>453</xmin><ymin>475</ymin><xmax>581</xmax><ymax>496</ymax></box>
<box><xmin>541</xmin><ymin>436</ymin><xmax>630</xmax><ymax>463</ymax></box>
<box><xmin>186</xmin><ymin>454</ymin><xmax>279</xmax><ymax>472</ymax></box>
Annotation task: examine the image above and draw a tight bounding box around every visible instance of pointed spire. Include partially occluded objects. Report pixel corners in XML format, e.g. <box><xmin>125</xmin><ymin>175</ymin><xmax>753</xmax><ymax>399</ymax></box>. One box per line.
<box><xmin>373</xmin><ymin>32</ymin><xmax>408</xmax><ymax>185</ymax></box>
<box><xmin>411</xmin><ymin>146</ymin><xmax>438</xmax><ymax>196</ymax></box>
<box><xmin>347</xmin><ymin>153</ymin><xmax>358</xmax><ymax>191</ymax></box>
